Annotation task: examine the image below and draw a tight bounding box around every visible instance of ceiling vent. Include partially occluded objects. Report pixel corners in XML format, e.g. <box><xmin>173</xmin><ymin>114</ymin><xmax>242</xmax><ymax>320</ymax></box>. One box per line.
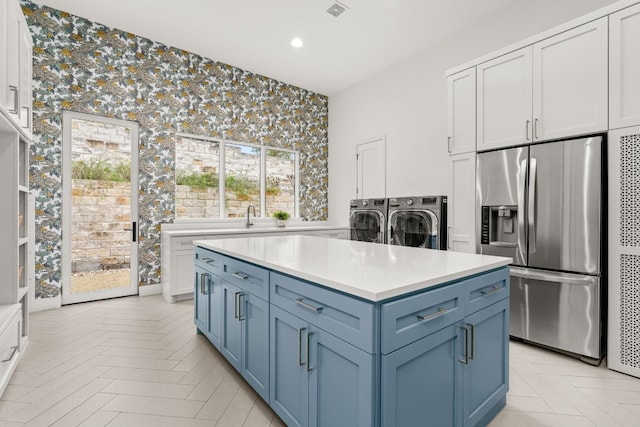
<box><xmin>326</xmin><ymin>1</ymin><xmax>348</xmax><ymax>18</ymax></box>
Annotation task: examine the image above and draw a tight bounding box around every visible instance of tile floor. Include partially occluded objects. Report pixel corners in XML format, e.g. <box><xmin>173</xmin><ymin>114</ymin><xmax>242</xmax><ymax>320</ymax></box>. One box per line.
<box><xmin>0</xmin><ymin>294</ymin><xmax>638</xmax><ymax>426</ymax></box>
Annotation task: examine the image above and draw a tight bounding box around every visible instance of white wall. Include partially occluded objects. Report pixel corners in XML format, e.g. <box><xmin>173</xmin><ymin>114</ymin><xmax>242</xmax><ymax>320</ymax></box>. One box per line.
<box><xmin>328</xmin><ymin>0</ymin><xmax>620</xmax><ymax>226</ymax></box>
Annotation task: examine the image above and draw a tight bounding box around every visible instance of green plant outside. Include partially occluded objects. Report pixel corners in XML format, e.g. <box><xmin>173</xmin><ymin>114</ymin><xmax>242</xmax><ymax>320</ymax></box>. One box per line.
<box><xmin>72</xmin><ymin>159</ymin><xmax>130</xmax><ymax>182</ymax></box>
<box><xmin>176</xmin><ymin>171</ymin><xmax>280</xmax><ymax>197</ymax></box>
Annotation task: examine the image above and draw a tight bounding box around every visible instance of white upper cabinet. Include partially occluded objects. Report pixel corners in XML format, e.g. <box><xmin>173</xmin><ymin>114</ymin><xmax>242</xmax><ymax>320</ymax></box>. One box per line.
<box><xmin>610</xmin><ymin>3</ymin><xmax>640</xmax><ymax>130</ymax></box>
<box><xmin>1</xmin><ymin>0</ymin><xmax>32</xmax><ymax>135</ymax></box>
<box><xmin>532</xmin><ymin>18</ymin><xmax>608</xmax><ymax>141</ymax></box>
<box><xmin>475</xmin><ymin>18</ymin><xmax>608</xmax><ymax>151</ymax></box>
<box><xmin>447</xmin><ymin>68</ymin><xmax>476</xmax><ymax>155</ymax></box>
<box><xmin>477</xmin><ymin>47</ymin><xmax>533</xmax><ymax>151</ymax></box>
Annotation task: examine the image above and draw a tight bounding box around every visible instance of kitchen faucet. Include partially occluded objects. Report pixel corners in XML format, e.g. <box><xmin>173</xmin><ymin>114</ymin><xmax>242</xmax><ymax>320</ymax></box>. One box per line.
<box><xmin>246</xmin><ymin>205</ymin><xmax>256</xmax><ymax>228</ymax></box>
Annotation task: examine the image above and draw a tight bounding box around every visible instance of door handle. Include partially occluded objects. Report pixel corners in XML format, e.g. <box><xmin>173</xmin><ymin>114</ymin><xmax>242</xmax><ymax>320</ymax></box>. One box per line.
<box><xmin>297</xmin><ymin>327</ymin><xmax>306</xmax><ymax>366</ymax></box>
<box><xmin>528</xmin><ymin>158</ymin><xmax>537</xmax><ymax>254</ymax></box>
<box><xmin>447</xmin><ymin>226</ymin><xmax>452</xmax><ymax>250</ymax></box>
<box><xmin>9</xmin><ymin>86</ymin><xmax>18</xmax><ymax>114</ymax></box>
<box><xmin>517</xmin><ymin>159</ymin><xmax>527</xmax><ymax>263</ymax></box>
<box><xmin>467</xmin><ymin>323</ymin><xmax>475</xmax><ymax>360</ymax></box>
<box><xmin>534</xmin><ymin>118</ymin><xmax>539</xmax><ymax>139</ymax></box>
<box><xmin>295</xmin><ymin>298</ymin><xmax>323</xmax><ymax>313</ymax></box>
<box><xmin>2</xmin><ymin>346</ymin><xmax>18</xmax><ymax>363</ymax></box>
<box><xmin>234</xmin><ymin>292</ymin><xmax>240</xmax><ymax>319</ymax></box>
<box><xmin>480</xmin><ymin>285</ymin><xmax>501</xmax><ymax>295</ymax></box>
<box><xmin>232</xmin><ymin>272</ymin><xmax>249</xmax><ymax>281</ymax></box>
<box><xmin>525</xmin><ymin>120</ymin><xmax>530</xmax><ymax>141</ymax></box>
<box><xmin>510</xmin><ymin>267</ymin><xmax>595</xmax><ymax>285</ymax></box>
<box><xmin>459</xmin><ymin>325</ymin><xmax>469</xmax><ymax>365</ymax></box>
<box><xmin>447</xmin><ymin>136</ymin><xmax>452</xmax><ymax>153</ymax></box>
<box><xmin>200</xmin><ymin>273</ymin><xmax>209</xmax><ymax>295</ymax></box>
<box><xmin>238</xmin><ymin>293</ymin><xmax>245</xmax><ymax>321</ymax></box>
<box><xmin>123</xmin><ymin>222</ymin><xmax>137</xmax><ymax>242</ymax></box>
<box><xmin>306</xmin><ymin>332</ymin><xmax>313</xmax><ymax>372</ymax></box>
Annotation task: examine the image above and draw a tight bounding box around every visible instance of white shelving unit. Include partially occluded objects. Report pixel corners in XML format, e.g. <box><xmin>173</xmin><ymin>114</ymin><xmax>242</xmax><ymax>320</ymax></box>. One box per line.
<box><xmin>0</xmin><ymin>0</ymin><xmax>32</xmax><ymax>396</ymax></box>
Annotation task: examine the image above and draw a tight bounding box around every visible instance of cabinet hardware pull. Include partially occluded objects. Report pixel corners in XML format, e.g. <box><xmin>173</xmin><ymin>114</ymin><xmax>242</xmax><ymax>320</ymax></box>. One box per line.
<box><xmin>22</xmin><ymin>106</ymin><xmax>30</xmax><ymax>129</ymax></box>
<box><xmin>238</xmin><ymin>293</ymin><xmax>245</xmax><ymax>321</ymax></box>
<box><xmin>447</xmin><ymin>227</ymin><xmax>452</xmax><ymax>250</ymax></box>
<box><xmin>201</xmin><ymin>257</ymin><xmax>214</xmax><ymax>264</ymax></box>
<box><xmin>525</xmin><ymin>120</ymin><xmax>530</xmax><ymax>141</ymax></box>
<box><xmin>306</xmin><ymin>332</ymin><xmax>313</xmax><ymax>372</ymax></box>
<box><xmin>447</xmin><ymin>136</ymin><xmax>452</xmax><ymax>153</ymax></box>
<box><xmin>232</xmin><ymin>272</ymin><xmax>249</xmax><ymax>281</ymax></box>
<box><xmin>534</xmin><ymin>118</ymin><xmax>539</xmax><ymax>139</ymax></box>
<box><xmin>417</xmin><ymin>307</ymin><xmax>447</xmax><ymax>321</ymax></box>
<box><xmin>468</xmin><ymin>323</ymin><xmax>475</xmax><ymax>360</ymax></box>
<box><xmin>234</xmin><ymin>292</ymin><xmax>240</xmax><ymax>319</ymax></box>
<box><xmin>295</xmin><ymin>298</ymin><xmax>323</xmax><ymax>313</ymax></box>
<box><xmin>480</xmin><ymin>285</ymin><xmax>501</xmax><ymax>295</ymax></box>
<box><xmin>9</xmin><ymin>86</ymin><xmax>18</xmax><ymax>114</ymax></box>
<box><xmin>297</xmin><ymin>327</ymin><xmax>306</xmax><ymax>366</ymax></box>
<box><xmin>200</xmin><ymin>273</ymin><xmax>210</xmax><ymax>295</ymax></box>
<box><xmin>459</xmin><ymin>326</ymin><xmax>469</xmax><ymax>364</ymax></box>
<box><xmin>2</xmin><ymin>346</ymin><xmax>18</xmax><ymax>363</ymax></box>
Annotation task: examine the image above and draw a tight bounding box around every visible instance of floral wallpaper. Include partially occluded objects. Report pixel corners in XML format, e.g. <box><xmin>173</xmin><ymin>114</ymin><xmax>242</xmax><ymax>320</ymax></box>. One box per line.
<box><xmin>20</xmin><ymin>1</ymin><xmax>329</xmax><ymax>299</ymax></box>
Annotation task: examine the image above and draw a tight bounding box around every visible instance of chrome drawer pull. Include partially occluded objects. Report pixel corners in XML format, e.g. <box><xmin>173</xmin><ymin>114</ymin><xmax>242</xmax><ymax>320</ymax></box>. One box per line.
<box><xmin>480</xmin><ymin>285</ymin><xmax>501</xmax><ymax>295</ymax></box>
<box><xmin>468</xmin><ymin>323</ymin><xmax>475</xmax><ymax>360</ymax></box>
<box><xmin>201</xmin><ymin>257</ymin><xmax>215</xmax><ymax>264</ymax></box>
<box><xmin>232</xmin><ymin>272</ymin><xmax>249</xmax><ymax>281</ymax></box>
<box><xmin>9</xmin><ymin>86</ymin><xmax>18</xmax><ymax>114</ymax></box>
<box><xmin>295</xmin><ymin>298</ymin><xmax>323</xmax><ymax>313</ymax></box>
<box><xmin>3</xmin><ymin>346</ymin><xmax>18</xmax><ymax>363</ymax></box>
<box><xmin>417</xmin><ymin>307</ymin><xmax>447</xmax><ymax>321</ymax></box>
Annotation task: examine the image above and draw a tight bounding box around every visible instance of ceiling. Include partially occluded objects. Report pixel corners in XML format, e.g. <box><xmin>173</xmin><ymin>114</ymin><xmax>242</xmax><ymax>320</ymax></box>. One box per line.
<box><xmin>32</xmin><ymin>0</ymin><xmax>524</xmax><ymax>96</ymax></box>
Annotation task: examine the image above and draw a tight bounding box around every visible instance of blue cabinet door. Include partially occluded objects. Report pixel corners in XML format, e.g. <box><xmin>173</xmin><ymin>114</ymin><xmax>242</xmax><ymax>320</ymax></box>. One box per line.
<box><xmin>206</xmin><ymin>273</ymin><xmax>222</xmax><ymax>348</ymax></box>
<box><xmin>270</xmin><ymin>305</ymin><xmax>309</xmax><ymax>427</ymax></box>
<box><xmin>308</xmin><ymin>327</ymin><xmax>374</xmax><ymax>427</ymax></box>
<box><xmin>194</xmin><ymin>266</ymin><xmax>209</xmax><ymax>334</ymax></box>
<box><xmin>382</xmin><ymin>323</ymin><xmax>463</xmax><ymax>427</ymax></box>
<box><xmin>221</xmin><ymin>281</ymin><xmax>242</xmax><ymax>371</ymax></box>
<box><xmin>242</xmin><ymin>292</ymin><xmax>269</xmax><ymax>401</ymax></box>
<box><xmin>463</xmin><ymin>299</ymin><xmax>509</xmax><ymax>426</ymax></box>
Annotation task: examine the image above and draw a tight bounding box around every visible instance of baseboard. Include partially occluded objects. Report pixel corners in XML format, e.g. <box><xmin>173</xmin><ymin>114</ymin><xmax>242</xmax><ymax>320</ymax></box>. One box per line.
<box><xmin>31</xmin><ymin>294</ymin><xmax>61</xmax><ymax>312</ymax></box>
<box><xmin>139</xmin><ymin>283</ymin><xmax>161</xmax><ymax>296</ymax></box>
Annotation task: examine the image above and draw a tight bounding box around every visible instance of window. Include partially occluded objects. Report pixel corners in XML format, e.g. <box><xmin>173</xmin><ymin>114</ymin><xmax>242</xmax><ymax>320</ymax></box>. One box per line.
<box><xmin>175</xmin><ymin>134</ymin><xmax>298</xmax><ymax>219</ymax></box>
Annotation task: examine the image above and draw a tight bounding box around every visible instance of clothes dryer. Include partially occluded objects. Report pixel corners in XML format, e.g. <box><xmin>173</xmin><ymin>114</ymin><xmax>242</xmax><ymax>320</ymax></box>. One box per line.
<box><xmin>387</xmin><ymin>196</ymin><xmax>447</xmax><ymax>249</ymax></box>
<box><xmin>349</xmin><ymin>198</ymin><xmax>388</xmax><ymax>244</ymax></box>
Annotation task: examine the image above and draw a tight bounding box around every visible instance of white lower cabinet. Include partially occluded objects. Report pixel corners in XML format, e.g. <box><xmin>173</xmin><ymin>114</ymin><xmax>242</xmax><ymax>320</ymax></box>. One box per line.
<box><xmin>0</xmin><ymin>306</ymin><xmax>21</xmax><ymax>397</ymax></box>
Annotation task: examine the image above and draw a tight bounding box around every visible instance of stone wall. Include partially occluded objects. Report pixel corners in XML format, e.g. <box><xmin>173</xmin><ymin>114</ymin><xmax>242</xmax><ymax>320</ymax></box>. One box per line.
<box><xmin>71</xmin><ymin>180</ymin><xmax>131</xmax><ymax>272</ymax></box>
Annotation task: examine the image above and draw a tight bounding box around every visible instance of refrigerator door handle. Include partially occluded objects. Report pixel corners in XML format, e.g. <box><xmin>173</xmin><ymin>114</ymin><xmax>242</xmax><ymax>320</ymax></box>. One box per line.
<box><xmin>517</xmin><ymin>158</ymin><xmax>527</xmax><ymax>263</ymax></box>
<box><xmin>510</xmin><ymin>267</ymin><xmax>595</xmax><ymax>285</ymax></box>
<box><xmin>528</xmin><ymin>158</ymin><xmax>537</xmax><ymax>254</ymax></box>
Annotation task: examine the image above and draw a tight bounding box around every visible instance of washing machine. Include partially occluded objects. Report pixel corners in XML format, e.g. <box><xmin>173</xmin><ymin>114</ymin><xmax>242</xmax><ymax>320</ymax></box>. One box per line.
<box><xmin>349</xmin><ymin>198</ymin><xmax>388</xmax><ymax>244</ymax></box>
<box><xmin>387</xmin><ymin>196</ymin><xmax>447</xmax><ymax>249</ymax></box>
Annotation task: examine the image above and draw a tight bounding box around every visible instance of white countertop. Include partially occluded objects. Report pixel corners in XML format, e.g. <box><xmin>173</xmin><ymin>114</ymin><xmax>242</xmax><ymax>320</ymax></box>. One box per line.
<box><xmin>195</xmin><ymin>235</ymin><xmax>511</xmax><ymax>302</ymax></box>
<box><xmin>163</xmin><ymin>225</ymin><xmax>347</xmax><ymax>237</ymax></box>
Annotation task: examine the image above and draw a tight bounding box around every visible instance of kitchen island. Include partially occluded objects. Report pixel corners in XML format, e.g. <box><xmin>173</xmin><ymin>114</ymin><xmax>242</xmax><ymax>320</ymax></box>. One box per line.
<box><xmin>193</xmin><ymin>235</ymin><xmax>511</xmax><ymax>427</ymax></box>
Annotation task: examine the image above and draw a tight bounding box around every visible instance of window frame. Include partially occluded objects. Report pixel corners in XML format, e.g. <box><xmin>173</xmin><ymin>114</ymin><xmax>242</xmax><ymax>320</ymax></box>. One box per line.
<box><xmin>175</xmin><ymin>132</ymin><xmax>300</xmax><ymax>220</ymax></box>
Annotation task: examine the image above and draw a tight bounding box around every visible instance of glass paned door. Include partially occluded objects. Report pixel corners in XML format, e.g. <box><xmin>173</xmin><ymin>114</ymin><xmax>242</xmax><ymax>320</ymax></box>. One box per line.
<box><xmin>62</xmin><ymin>112</ymin><xmax>139</xmax><ymax>304</ymax></box>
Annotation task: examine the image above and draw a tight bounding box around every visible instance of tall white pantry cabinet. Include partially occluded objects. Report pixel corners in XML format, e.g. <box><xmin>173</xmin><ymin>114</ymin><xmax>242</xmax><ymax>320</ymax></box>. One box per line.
<box><xmin>0</xmin><ymin>0</ymin><xmax>33</xmax><ymax>396</ymax></box>
<box><xmin>447</xmin><ymin>0</ymin><xmax>640</xmax><ymax>378</ymax></box>
<box><xmin>608</xmin><ymin>2</ymin><xmax>640</xmax><ymax>379</ymax></box>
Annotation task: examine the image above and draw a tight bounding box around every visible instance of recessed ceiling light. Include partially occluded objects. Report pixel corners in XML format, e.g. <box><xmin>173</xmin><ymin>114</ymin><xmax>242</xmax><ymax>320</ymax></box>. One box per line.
<box><xmin>291</xmin><ymin>38</ymin><xmax>303</xmax><ymax>48</ymax></box>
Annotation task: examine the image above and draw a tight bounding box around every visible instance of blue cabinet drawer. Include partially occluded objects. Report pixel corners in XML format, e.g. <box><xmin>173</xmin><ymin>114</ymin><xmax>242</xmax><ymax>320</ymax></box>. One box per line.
<box><xmin>195</xmin><ymin>246</ymin><xmax>223</xmax><ymax>275</ymax></box>
<box><xmin>223</xmin><ymin>256</ymin><xmax>269</xmax><ymax>300</ymax></box>
<box><xmin>464</xmin><ymin>268</ymin><xmax>509</xmax><ymax>315</ymax></box>
<box><xmin>270</xmin><ymin>272</ymin><xmax>375</xmax><ymax>353</ymax></box>
<box><xmin>381</xmin><ymin>284</ymin><xmax>464</xmax><ymax>354</ymax></box>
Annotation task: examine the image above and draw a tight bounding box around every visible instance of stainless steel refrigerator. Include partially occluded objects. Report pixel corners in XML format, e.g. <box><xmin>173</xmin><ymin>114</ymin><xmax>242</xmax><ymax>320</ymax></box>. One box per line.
<box><xmin>476</xmin><ymin>135</ymin><xmax>605</xmax><ymax>363</ymax></box>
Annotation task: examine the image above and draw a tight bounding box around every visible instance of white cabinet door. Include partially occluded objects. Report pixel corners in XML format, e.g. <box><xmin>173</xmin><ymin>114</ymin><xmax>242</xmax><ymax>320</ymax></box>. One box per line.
<box><xmin>18</xmin><ymin>22</ymin><xmax>31</xmax><ymax>133</ymax></box>
<box><xmin>447</xmin><ymin>68</ymin><xmax>476</xmax><ymax>155</ymax></box>
<box><xmin>607</xmin><ymin>126</ymin><xmax>640</xmax><ymax>379</ymax></box>
<box><xmin>172</xmin><ymin>250</ymin><xmax>195</xmax><ymax>297</ymax></box>
<box><xmin>449</xmin><ymin>152</ymin><xmax>476</xmax><ymax>253</ymax></box>
<box><xmin>610</xmin><ymin>4</ymin><xmax>640</xmax><ymax>130</ymax></box>
<box><xmin>533</xmin><ymin>18</ymin><xmax>608</xmax><ymax>141</ymax></box>
<box><xmin>477</xmin><ymin>47</ymin><xmax>533</xmax><ymax>151</ymax></box>
<box><xmin>3</xmin><ymin>0</ymin><xmax>21</xmax><ymax>119</ymax></box>
<box><xmin>355</xmin><ymin>137</ymin><xmax>385</xmax><ymax>199</ymax></box>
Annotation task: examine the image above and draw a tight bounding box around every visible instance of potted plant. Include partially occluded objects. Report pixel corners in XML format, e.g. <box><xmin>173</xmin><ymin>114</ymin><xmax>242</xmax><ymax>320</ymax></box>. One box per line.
<box><xmin>272</xmin><ymin>210</ymin><xmax>290</xmax><ymax>228</ymax></box>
